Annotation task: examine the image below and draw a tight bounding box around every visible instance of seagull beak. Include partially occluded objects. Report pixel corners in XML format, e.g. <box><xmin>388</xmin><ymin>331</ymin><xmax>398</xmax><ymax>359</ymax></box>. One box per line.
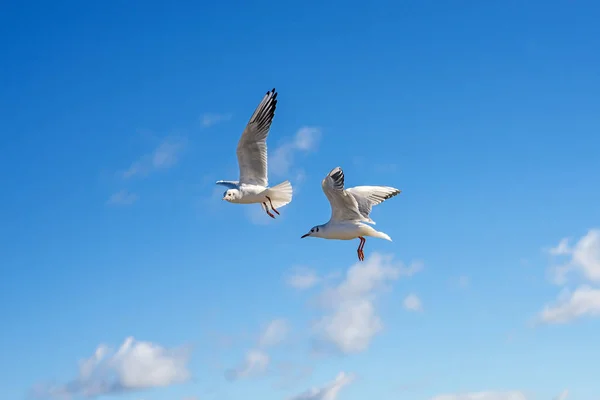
<box><xmin>301</xmin><ymin>233</ymin><xmax>310</xmax><ymax>239</ymax></box>
<box><xmin>222</xmin><ymin>197</ymin><xmax>226</xmax><ymax>201</ymax></box>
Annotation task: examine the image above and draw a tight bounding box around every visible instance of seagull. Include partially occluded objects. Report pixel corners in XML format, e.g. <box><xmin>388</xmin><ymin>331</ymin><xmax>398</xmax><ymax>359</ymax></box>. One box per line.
<box><xmin>300</xmin><ymin>166</ymin><xmax>401</xmax><ymax>261</ymax></box>
<box><xmin>216</xmin><ymin>88</ymin><xmax>293</xmax><ymax>219</ymax></box>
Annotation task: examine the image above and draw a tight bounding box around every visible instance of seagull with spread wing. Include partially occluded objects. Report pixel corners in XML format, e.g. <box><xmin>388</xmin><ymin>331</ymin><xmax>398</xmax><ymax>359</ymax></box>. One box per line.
<box><xmin>216</xmin><ymin>88</ymin><xmax>293</xmax><ymax>219</ymax></box>
<box><xmin>300</xmin><ymin>167</ymin><xmax>401</xmax><ymax>261</ymax></box>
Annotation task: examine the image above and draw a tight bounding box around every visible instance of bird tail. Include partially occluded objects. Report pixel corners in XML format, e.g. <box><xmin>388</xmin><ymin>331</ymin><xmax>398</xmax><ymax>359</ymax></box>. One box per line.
<box><xmin>264</xmin><ymin>180</ymin><xmax>293</xmax><ymax>209</ymax></box>
<box><xmin>372</xmin><ymin>230</ymin><xmax>392</xmax><ymax>241</ymax></box>
<box><xmin>362</xmin><ymin>224</ymin><xmax>392</xmax><ymax>241</ymax></box>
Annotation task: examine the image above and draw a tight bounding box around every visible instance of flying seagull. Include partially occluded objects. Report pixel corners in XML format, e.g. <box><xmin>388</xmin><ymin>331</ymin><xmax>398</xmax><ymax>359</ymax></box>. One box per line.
<box><xmin>216</xmin><ymin>88</ymin><xmax>292</xmax><ymax>218</ymax></box>
<box><xmin>300</xmin><ymin>167</ymin><xmax>400</xmax><ymax>261</ymax></box>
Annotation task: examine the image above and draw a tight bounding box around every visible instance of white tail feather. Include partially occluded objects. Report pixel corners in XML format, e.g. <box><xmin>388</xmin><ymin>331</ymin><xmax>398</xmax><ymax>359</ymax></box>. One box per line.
<box><xmin>372</xmin><ymin>230</ymin><xmax>392</xmax><ymax>241</ymax></box>
<box><xmin>265</xmin><ymin>180</ymin><xmax>293</xmax><ymax>209</ymax></box>
<box><xmin>362</xmin><ymin>224</ymin><xmax>392</xmax><ymax>241</ymax></box>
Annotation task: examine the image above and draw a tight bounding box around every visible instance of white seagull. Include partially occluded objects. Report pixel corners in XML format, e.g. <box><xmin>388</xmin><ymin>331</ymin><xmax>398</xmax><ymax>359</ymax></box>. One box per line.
<box><xmin>216</xmin><ymin>88</ymin><xmax>293</xmax><ymax>218</ymax></box>
<box><xmin>301</xmin><ymin>166</ymin><xmax>401</xmax><ymax>261</ymax></box>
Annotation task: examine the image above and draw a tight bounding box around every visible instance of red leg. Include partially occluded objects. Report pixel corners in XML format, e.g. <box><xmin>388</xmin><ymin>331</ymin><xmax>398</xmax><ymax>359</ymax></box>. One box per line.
<box><xmin>357</xmin><ymin>236</ymin><xmax>366</xmax><ymax>261</ymax></box>
<box><xmin>262</xmin><ymin>202</ymin><xmax>276</xmax><ymax>219</ymax></box>
<box><xmin>265</xmin><ymin>196</ymin><xmax>280</xmax><ymax>215</ymax></box>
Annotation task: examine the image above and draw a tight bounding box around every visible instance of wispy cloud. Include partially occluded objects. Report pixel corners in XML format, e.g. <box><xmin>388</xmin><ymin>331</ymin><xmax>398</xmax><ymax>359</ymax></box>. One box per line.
<box><xmin>200</xmin><ymin>112</ymin><xmax>232</xmax><ymax>128</ymax></box>
<box><xmin>537</xmin><ymin>228</ymin><xmax>600</xmax><ymax>324</ymax></box>
<box><xmin>538</xmin><ymin>285</ymin><xmax>600</xmax><ymax>324</ymax></box>
<box><xmin>286</xmin><ymin>268</ymin><xmax>322</xmax><ymax>290</ymax></box>
<box><xmin>403</xmin><ymin>293</ymin><xmax>423</xmax><ymax>312</ymax></box>
<box><xmin>546</xmin><ymin>228</ymin><xmax>600</xmax><ymax>284</ymax></box>
<box><xmin>270</xmin><ymin>126</ymin><xmax>321</xmax><ymax>180</ymax></box>
<box><xmin>35</xmin><ymin>337</ymin><xmax>191</xmax><ymax>398</ymax></box>
<box><xmin>273</xmin><ymin>361</ymin><xmax>314</xmax><ymax>390</ymax></box>
<box><xmin>225</xmin><ymin>349</ymin><xmax>270</xmax><ymax>381</ymax></box>
<box><xmin>430</xmin><ymin>391</ymin><xmax>528</xmax><ymax>400</ymax></box>
<box><xmin>121</xmin><ymin>136</ymin><xmax>187</xmax><ymax>179</ymax></box>
<box><xmin>106</xmin><ymin>190</ymin><xmax>138</xmax><ymax>206</ymax></box>
<box><xmin>311</xmin><ymin>253</ymin><xmax>423</xmax><ymax>354</ymax></box>
<box><xmin>288</xmin><ymin>372</ymin><xmax>354</xmax><ymax>400</ymax></box>
<box><xmin>225</xmin><ymin>318</ymin><xmax>290</xmax><ymax>381</ymax></box>
<box><xmin>258</xmin><ymin>319</ymin><xmax>290</xmax><ymax>348</ymax></box>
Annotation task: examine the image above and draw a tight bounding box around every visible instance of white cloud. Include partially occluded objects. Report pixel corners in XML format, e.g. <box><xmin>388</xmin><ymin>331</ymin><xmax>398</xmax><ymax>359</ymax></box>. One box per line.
<box><xmin>549</xmin><ymin>238</ymin><xmax>571</xmax><ymax>255</ymax></box>
<box><xmin>106</xmin><ymin>189</ymin><xmax>138</xmax><ymax>206</ymax></box>
<box><xmin>200</xmin><ymin>112</ymin><xmax>232</xmax><ymax>128</ymax></box>
<box><xmin>538</xmin><ymin>285</ymin><xmax>600</xmax><ymax>324</ymax></box>
<box><xmin>225</xmin><ymin>349</ymin><xmax>269</xmax><ymax>381</ymax></box>
<box><xmin>288</xmin><ymin>372</ymin><xmax>354</xmax><ymax>400</ymax></box>
<box><xmin>293</xmin><ymin>126</ymin><xmax>321</xmax><ymax>151</ymax></box>
<box><xmin>38</xmin><ymin>337</ymin><xmax>191</xmax><ymax>398</ymax></box>
<box><xmin>403</xmin><ymin>293</ymin><xmax>423</xmax><ymax>312</ymax></box>
<box><xmin>538</xmin><ymin>229</ymin><xmax>600</xmax><ymax>324</ymax></box>
<box><xmin>399</xmin><ymin>260</ymin><xmax>425</xmax><ymax>277</ymax></box>
<box><xmin>312</xmin><ymin>253</ymin><xmax>422</xmax><ymax>354</ymax></box>
<box><xmin>313</xmin><ymin>298</ymin><xmax>381</xmax><ymax>354</ymax></box>
<box><xmin>258</xmin><ymin>319</ymin><xmax>289</xmax><ymax>348</ymax></box>
<box><xmin>225</xmin><ymin>319</ymin><xmax>288</xmax><ymax>381</ymax></box>
<box><xmin>554</xmin><ymin>389</ymin><xmax>569</xmax><ymax>400</ymax></box>
<box><xmin>430</xmin><ymin>391</ymin><xmax>528</xmax><ymax>400</ymax></box>
<box><xmin>286</xmin><ymin>268</ymin><xmax>342</xmax><ymax>290</ymax></box>
<box><xmin>287</xmin><ymin>268</ymin><xmax>321</xmax><ymax>290</ymax></box>
<box><xmin>122</xmin><ymin>136</ymin><xmax>187</xmax><ymax>179</ymax></box>
<box><xmin>270</xmin><ymin>126</ymin><xmax>321</xmax><ymax>177</ymax></box>
<box><xmin>547</xmin><ymin>229</ymin><xmax>600</xmax><ymax>284</ymax></box>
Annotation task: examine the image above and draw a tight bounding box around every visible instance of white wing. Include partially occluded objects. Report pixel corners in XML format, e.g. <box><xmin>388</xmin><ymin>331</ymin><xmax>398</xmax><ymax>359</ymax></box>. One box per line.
<box><xmin>236</xmin><ymin>88</ymin><xmax>278</xmax><ymax>187</ymax></box>
<box><xmin>321</xmin><ymin>167</ymin><xmax>369</xmax><ymax>222</ymax></box>
<box><xmin>346</xmin><ymin>185</ymin><xmax>401</xmax><ymax>224</ymax></box>
<box><xmin>215</xmin><ymin>180</ymin><xmax>239</xmax><ymax>189</ymax></box>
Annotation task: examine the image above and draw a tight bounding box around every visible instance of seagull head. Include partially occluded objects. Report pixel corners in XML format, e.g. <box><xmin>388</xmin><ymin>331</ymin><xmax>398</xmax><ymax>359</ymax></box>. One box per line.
<box><xmin>301</xmin><ymin>225</ymin><xmax>322</xmax><ymax>239</ymax></box>
<box><xmin>223</xmin><ymin>189</ymin><xmax>240</xmax><ymax>202</ymax></box>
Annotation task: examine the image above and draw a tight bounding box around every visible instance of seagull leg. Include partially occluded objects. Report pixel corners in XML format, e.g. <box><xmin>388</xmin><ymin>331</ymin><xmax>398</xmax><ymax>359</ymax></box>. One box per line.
<box><xmin>357</xmin><ymin>237</ymin><xmax>366</xmax><ymax>261</ymax></box>
<box><xmin>262</xmin><ymin>202</ymin><xmax>276</xmax><ymax>219</ymax></box>
<box><xmin>265</xmin><ymin>196</ymin><xmax>280</xmax><ymax>215</ymax></box>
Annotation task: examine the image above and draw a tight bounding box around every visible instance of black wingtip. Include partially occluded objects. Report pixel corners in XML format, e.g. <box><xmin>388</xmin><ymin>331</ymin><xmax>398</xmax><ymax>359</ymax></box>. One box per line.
<box><xmin>266</xmin><ymin>88</ymin><xmax>278</xmax><ymax>101</ymax></box>
<box><xmin>385</xmin><ymin>189</ymin><xmax>402</xmax><ymax>200</ymax></box>
<box><xmin>330</xmin><ymin>166</ymin><xmax>343</xmax><ymax>176</ymax></box>
<box><xmin>329</xmin><ymin>167</ymin><xmax>345</xmax><ymax>188</ymax></box>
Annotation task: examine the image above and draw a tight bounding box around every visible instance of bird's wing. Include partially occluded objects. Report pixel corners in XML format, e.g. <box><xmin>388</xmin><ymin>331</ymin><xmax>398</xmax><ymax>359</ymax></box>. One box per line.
<box><xmin>215</xmin><ymin>180</ymin><xmax>239</xmax><ymax>189</ymax></box>
<box><xmin>236</xmin><ymin>88</ymin><xmax>278</xmax><ymax>187</ymax></box>
<box><xmin>321</xmin><ymin>167</ymin><xmax>368</xmax><ymax>222</ymax></box>
<box><xmin>346</xmin><ymin>186</ymin><xmax>401</xmax><ymax>223</ymax></box>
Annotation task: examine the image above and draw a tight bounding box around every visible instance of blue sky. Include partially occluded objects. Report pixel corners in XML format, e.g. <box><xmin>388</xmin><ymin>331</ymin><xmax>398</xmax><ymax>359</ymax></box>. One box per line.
<box><xmin>1</xmin><ymin>1</ymin><xmax>600</xmax><ymax>400</ymax></box>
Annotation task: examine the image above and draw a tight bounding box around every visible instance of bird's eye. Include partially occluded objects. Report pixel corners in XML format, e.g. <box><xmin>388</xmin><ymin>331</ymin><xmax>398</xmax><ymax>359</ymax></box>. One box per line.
<box><xmin>316</xmin><ymin>227</ymin><xmax>319</xmax><ymax>232</ymax></box>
